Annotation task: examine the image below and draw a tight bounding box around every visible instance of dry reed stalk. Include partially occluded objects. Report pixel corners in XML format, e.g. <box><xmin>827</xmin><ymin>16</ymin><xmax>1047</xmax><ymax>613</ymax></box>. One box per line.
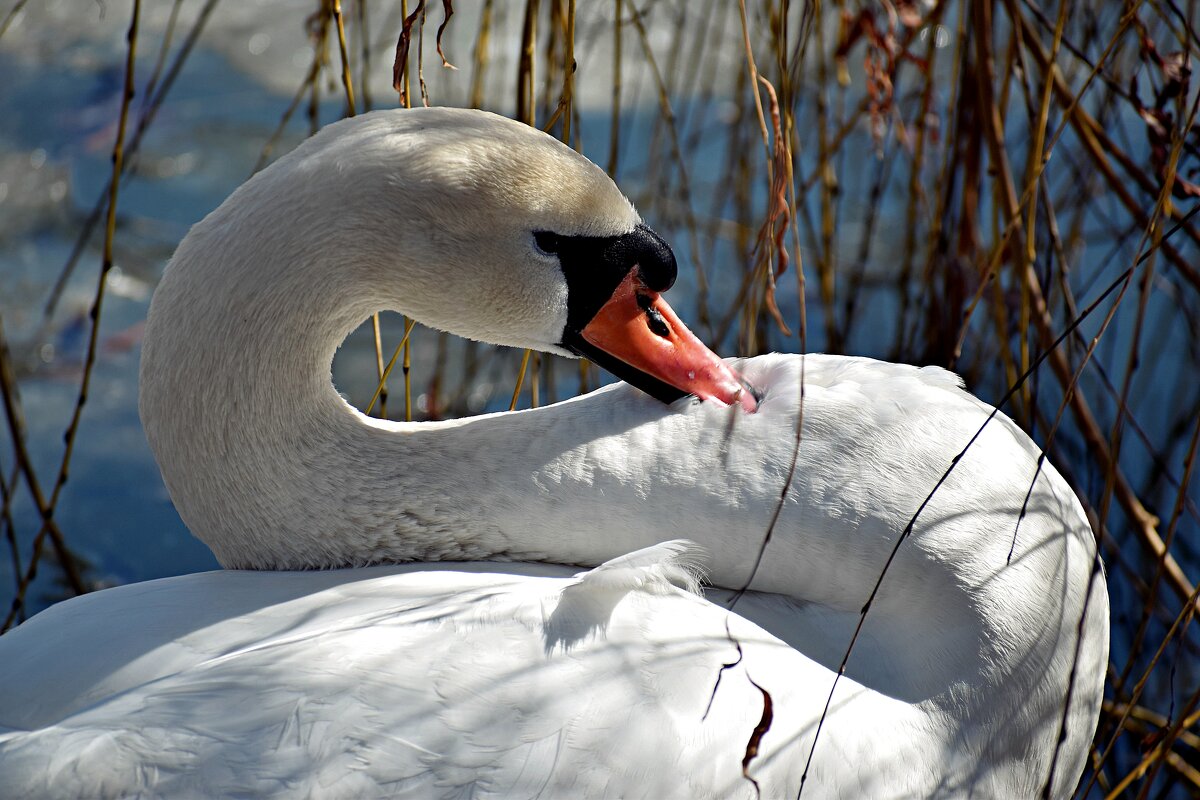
<box><xmin>606</xmin><ymin>0</ymin><xmax>622</xmax><ymax>175</ymax></box>
<box><xmin>356</xmin><ymin>0</ymin><xmax>372</xmax><ymax>111</ymax></box>
<box><xmin>0</xmin><ymin>320</ymin><xmax>83</xmax><ymax>629</ymax></box>
<box><xmin>252</xmin><ymin>40</ymin><xmax>324</xmax><ymax>175</ymax></box>
<box><xmin>331</xmin><ymin>0</ymin><xmax>397</xmax><ymax>422</ymax></box>
<box><xmin>468</xmin><ymin>0</ymin><xmax>493</xmax><ymax>109</ymax></box>
<box><xmin>2</xmin><ymin>0</ymin><xmax>142</xmax><ymax>630</ymax></box>
<box><xmin>332</xmin><ymin>0</ymin><xmax>357</xmax><ymax>114</ymax></box>
<box><xmin>627</xmin><ymin>5</ymin><xmax>711</xmax><ymax>331</ymax></box>
<box><xmin>365</xmin><ymin>319</ymin><xmax>416</xmax><ymax>418</ymax></box>
<box><xmin>0</xmin><ymin>0</ymin><xmax>29</xmax><ymax>41</ymax></box>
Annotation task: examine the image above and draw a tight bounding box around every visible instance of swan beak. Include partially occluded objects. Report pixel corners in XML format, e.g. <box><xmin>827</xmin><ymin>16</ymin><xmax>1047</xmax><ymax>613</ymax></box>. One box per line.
<box><xmin>578</xmin><ymin>271</ymin><xmax>759</xmax><ymax>412</ymax></box>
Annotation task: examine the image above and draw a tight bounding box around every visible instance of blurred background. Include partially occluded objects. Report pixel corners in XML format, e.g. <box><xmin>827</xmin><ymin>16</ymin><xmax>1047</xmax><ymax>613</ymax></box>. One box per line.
<box><xmin>0</xmin><ymin>0</ymin><xmax>1197</xmax><ymax>795</ymax></box>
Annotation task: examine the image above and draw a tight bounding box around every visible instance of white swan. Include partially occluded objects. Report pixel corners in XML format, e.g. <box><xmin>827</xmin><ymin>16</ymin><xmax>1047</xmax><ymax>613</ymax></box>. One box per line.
<box><xmin>0</xmin><ymin>108</ymin><xmax>1108</xmax><ymax>798</ymax></box>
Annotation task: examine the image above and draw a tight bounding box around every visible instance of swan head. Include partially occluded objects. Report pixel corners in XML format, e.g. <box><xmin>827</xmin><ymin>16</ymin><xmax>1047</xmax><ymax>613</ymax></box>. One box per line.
<box><xmin>141</xmin><ymin>107</ymin><xmax>759</xmax><ymax>567</ymax></box>
<box><xmin>271</xmin><ymin>108</ymin><xmax>756</xmax><ymax>410</ymax></box>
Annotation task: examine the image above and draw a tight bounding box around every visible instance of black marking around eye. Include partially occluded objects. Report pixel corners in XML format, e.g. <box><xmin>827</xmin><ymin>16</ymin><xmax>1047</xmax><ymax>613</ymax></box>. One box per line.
<box><xmin>550</xmin><ymin>224</ymin><xmax>679</xmax><ymax>339</ymax></box>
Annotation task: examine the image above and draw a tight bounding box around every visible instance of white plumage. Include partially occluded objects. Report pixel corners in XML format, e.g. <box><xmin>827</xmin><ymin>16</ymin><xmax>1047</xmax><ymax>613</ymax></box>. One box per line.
<box><xmin>0</xmin><ymin>108</ymin><xmax>1108</xmax><ymax>799</ymax></box>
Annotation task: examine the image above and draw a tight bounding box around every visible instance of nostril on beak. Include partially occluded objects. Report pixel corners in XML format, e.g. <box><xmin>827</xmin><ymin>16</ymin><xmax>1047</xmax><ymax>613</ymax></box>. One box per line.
<box><xmin>635</xmin><ymin>292</ymin><xmax>671</xmax><ymax>338</ymax></box>
<box><xmin>646</xmin><ymin>307</ymin><xmax>671</xmax><ymax>338</ymax></box>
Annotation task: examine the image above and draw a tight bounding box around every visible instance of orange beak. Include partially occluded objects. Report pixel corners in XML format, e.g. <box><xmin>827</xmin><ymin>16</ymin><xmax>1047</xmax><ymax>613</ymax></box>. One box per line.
<box><xmin>578</xmin><ymin>271</ymin><xmax>758</xmax><ymax>412</ymax></box>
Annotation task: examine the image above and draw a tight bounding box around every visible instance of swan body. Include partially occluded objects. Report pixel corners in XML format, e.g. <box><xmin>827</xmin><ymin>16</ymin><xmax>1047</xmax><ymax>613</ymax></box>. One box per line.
<box><xmin>0</xmin><ymin>108</ymin><xmax>1108</xmax><ymax>798</ymax></box>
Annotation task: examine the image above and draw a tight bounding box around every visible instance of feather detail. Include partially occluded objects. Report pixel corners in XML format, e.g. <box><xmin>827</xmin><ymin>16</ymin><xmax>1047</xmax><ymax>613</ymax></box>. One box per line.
<box><xmin>543</xmin><ymin>541</ymin><xmax>708</xmax><ymax>653</ymax></box>
<box><xmin>571</xmin><ymin>539</ymin><xmax>707</xmax><ymax>595</ymax></box>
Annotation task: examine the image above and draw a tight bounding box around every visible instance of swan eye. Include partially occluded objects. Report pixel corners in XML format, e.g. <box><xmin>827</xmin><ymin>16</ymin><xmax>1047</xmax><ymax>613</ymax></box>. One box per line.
<box><xmin>533</xmin><ymin>231</ymin><xmax>561</xmax><ymax>256</ymax></box>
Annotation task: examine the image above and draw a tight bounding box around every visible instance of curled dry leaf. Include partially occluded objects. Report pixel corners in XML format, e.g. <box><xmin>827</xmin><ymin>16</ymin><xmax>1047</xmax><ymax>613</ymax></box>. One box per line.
<box><xmin>393</xmin><ymin>0</ymin><xmax>457</xmax><ymax>103</ymax></box>
<box><xmin>741</xmin><ymin>677</ymin><xmax>774</xmax><ymax>800</ymax></box>
<box><xmin>834</xmin><ymin>4</ymin><xmax>933</xmax><ymax>150</ymax></box>
<box><xmin>434</xmin><ymin>0</ymin><xmax>457</xmax><ymax>70</ymax></box>
<box><xmin>754</xmin><ymin>76</ymin><xmax>793</xmax><ymax>337</ymax></box>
